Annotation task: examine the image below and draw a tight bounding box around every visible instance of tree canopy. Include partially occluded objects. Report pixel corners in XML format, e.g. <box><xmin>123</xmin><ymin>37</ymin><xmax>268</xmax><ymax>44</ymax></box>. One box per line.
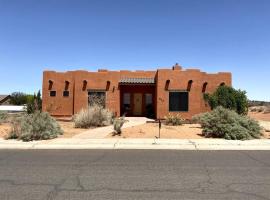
<box><xmin>204</xmin><ymin>85</ymin><xmax>248</xmax><ymax>115</ymax></box>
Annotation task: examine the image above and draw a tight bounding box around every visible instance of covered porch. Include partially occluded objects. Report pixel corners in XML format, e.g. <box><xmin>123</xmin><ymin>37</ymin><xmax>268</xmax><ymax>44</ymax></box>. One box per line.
<box><xmin>119</xmin><ymin>78</ymin><xmax>156</xmax><ymax>118</ymax></box>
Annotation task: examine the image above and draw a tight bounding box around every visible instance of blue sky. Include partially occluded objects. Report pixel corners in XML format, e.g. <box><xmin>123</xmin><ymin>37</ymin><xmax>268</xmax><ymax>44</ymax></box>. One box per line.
<box><xmin>0</xmin><ymin>0</ymin><xmax>269</xmax><ymax>101</ymax></box>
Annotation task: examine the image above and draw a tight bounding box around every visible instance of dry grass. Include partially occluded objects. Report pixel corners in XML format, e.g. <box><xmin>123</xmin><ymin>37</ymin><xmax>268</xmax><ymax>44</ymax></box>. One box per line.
<box><xmin>107</xmin><ymin>123</ymin><xmax>204</xmax><ymax>139</ymax></box>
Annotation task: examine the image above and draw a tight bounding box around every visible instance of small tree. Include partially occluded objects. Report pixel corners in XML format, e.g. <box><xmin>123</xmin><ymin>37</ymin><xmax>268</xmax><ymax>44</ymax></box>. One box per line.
<box><xmin>204</xmin><ymin>85</ymin><xmax>248</xmax><ymax>115</ymax></box>
<box><xmin>10</xmin><ymin>92</ymin><xmax>28</xmax><ymax>105</ymax></box>
<box><xmin>26</xmin><ymin>90</ymin><xmax>42</xmax><ymax>114</ymax></box>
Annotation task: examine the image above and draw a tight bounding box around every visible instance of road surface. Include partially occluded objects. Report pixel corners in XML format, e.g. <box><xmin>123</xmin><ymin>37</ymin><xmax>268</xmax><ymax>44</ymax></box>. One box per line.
<box><xmin>0</xmin><ymin>150</ymin><xmax>269</xmax><ymax>200</ymax></box>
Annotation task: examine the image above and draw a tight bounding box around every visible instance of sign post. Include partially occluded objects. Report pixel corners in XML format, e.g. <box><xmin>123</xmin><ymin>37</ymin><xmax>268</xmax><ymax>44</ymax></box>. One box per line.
<box><xmin>158</xmin><ymin>119</ymin><xmax>161</xmax><ymax>138</ymax></box>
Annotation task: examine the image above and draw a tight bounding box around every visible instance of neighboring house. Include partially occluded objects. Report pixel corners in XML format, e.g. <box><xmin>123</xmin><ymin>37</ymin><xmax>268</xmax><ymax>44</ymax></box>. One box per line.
<box><xmin>42</xmin><ymin>64</ymin><xmax>231</xmax><ymax>119</ymax></box>
<box><xmin>0</xmin><ymin>95</ymin><xmax>11</xmax><ymax>105</ymax></box>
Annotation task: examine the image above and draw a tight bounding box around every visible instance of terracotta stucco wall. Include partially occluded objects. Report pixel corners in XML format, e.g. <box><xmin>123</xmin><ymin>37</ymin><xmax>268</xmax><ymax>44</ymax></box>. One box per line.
<box><xmin>42</xmin><ymin>67</ymin><xmax>231</xmax><ymax>119</ymax></box>
<box><xmin>43</xmin><ymin>70</ymin><xmax>156</xmax><ymax>117</ymax></box>
<box><xmin>155</xmin><ymin>68</ymin><xmax>231</xmax><ymax>119</ymax></box>
<box><xmin>42</xmin><ymin>71</ymin><xmax>75</xmax><ymax>116</ymax></box>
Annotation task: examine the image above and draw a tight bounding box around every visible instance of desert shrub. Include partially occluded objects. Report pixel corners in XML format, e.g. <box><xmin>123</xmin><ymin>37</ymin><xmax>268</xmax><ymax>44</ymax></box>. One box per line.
<box><xmin>263</xmin><ymin>106</ymin><xmax>270</xmax><ymax>114</ymax></box>
<box><xmin>249</xmin><ymin>107</ymin><xmax>257</xmax><ymax>112</ymax></box>
<box><xmin>74</xmin><ymin>105</ymin><xmax>113</xmax><ymax>128</ymax></box>
<box><xmin>7</xmin><ymin>111</ymin><xmax>63</xmax><ymax>141</ymax></box>
<box><xmin>0</xmin><ymin>111</ymin><xmax>7</xmax><ymax>124</ymax></box>
<box><xmin>193</xmin><ymin>106</ymin><xmax>262</xmax><ymax>140</ymax></box>
<box><xmin>204</xmin><ymin>85</ymin><xmax>248</xmax><ymax>115</ymax></box>
<box><xmin>257</xmin><ymin>107</ymin><xmax>264</xmax><ymax>112</ymax></box>
<box><xmin>164</xmin><ymin>113</ymin><xmax>184</xmax><ymax>126</ymax></box>
<box><xmin>113</xmin><ymin>117</ymin><xmax>125</xmax><ymax>135</ymax></box>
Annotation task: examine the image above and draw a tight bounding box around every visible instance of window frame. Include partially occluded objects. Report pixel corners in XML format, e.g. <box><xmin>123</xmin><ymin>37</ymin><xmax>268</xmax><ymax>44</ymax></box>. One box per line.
<box><xmin>63</xmin><ymin>90</ymin><xmax>69</xmax><ymax>97</ymax></box>
<box><xmin>50</xmin><ymin>91</ymin><xmax>56</xmax><ymax>97</ymax></box>
<box><xmin>88</xmin><ymin>90</ymin><xmax>106</xmax><ymax>108</ymax></box>
<box><xmin>168</xmin><ymin>90</ymin><xmax>189</xmax><ymax>112</ymax></box>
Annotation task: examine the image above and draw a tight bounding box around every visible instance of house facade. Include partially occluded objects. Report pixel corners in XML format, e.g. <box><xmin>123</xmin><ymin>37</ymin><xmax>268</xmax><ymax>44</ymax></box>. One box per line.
<box><xmin>42</xmin><ymin>64</ymin><xmax>231</xmax><ymax>119</ymax></box>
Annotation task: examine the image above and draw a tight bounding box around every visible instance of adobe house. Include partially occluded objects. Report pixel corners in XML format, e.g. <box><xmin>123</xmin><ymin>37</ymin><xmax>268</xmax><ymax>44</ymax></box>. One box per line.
<box><xmin>42</xmin><ymin>64</ymin><xmax>231</xmax><ymax>119</ymax></box>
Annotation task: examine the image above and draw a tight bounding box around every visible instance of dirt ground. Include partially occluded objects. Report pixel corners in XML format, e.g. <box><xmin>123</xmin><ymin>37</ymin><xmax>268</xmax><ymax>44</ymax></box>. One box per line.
<box><xmin>108</xmin><ymin>123</ymin><xmax>204</xmax><ymax>139</ymax></box>
<box><xmin>0</xmin><ymin>123</ymin><xmax>11</xmax><ymax>138</ymax></box>
<box><xmin>55</xmin><ymin>121</ymin><xmax>86</xmax><ymax>138</ymax></box>
<box><xmin>0</xmin><ymin>121</ymin><xmax>86</xmax><ymax>139</ymax></box>
<box><xmin>248</xmin><ymin>111</ymin><xmax>270</xmax><ymax>138</ymax></box>
<box><xmin>248</xmin><ymin>112</ymin><xmax>270</xmax><ymax>122</ymax></box>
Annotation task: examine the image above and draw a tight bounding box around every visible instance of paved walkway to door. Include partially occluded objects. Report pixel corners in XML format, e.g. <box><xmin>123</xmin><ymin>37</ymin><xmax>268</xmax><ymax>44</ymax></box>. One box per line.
<box><xmin>72</xmin><ymin>117</ymin><xmax>154</xmax><ymax>139</ymax></box>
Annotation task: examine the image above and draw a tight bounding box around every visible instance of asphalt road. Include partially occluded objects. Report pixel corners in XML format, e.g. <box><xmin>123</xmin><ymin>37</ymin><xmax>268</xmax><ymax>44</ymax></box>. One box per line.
<box><xmin>0</xmin><ymin>150</ymin><xmax>269</xmax><ymax>200</ymax></box>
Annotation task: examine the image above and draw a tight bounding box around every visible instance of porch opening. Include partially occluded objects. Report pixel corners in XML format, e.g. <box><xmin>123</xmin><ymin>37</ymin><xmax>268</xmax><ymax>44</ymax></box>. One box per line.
<box><xmin>119</xmin><ymin>78</ymin><xmax>156</xmax><ymax>118</ymax></box>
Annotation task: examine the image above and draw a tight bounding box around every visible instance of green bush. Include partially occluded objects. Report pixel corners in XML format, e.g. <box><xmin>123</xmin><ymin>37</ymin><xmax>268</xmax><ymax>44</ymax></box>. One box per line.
<box><xmin>113</xmin><ymin>117</ymin><xmax>125</xmax><ymax>135</ymax></box>
<box><xmin>193</xmin><ymin>106</ymin><xmax>262</xmax><ymax>140</ymax></box>
<box><xmin>26</xmin><ymin>90</ymin><xmax>42</xmax><ymax>114</ymax></box>
<box><xmin>204</xmin><ymin>85</ymin><xmax>248</xmax><ymax>115</ymax></box>
<box><xmin>74</xmin><ymin>105</ymin><xmax>113</xmax><ymax>128</ymax></box>
<box><xmin>0</xmin><ymin>111</ymin><xmax>7</xmax><ymax>124</ymax></box>
<box><xmin>7</xmin><ymin>111</ymin><xmax>63</xmax><ymax>141</ymax></box>
<box><xmin>164</xmin><ymin>114</ymin><xmax>184</xmax><ymax>126</ymax></box>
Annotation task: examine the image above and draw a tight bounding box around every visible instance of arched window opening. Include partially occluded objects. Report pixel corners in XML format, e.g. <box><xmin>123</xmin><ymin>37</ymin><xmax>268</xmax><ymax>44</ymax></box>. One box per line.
<box><xmin>65</xmin><ymin>81</ymin><xmax>70</xmax><ymax>90</ymax></box>
<box><xmin>106</xmin><ymin>81</ymin><xmax>111</xmax><ymax>91</ymax></box>
<box><xmin>165</xmin><ymin>80</ymin><xmax>170</xmax><ymax>90</ymax></box>
<box><xmin>187</xmin><ymin>80</ymin><xmax>193</xmax><ymax>92</ymax></box>
<box><xmin>82</xmin><ymin>80</ymin><xmax>87</xmax><ymax>91</ymax></box>
<box><xmin>202</xmin><ymin>82</ymin><xmax>208</xmax><ymax>93</ymax></box>
<box><xmin>220</xmin><ymin>82</ymin><xmax>225</xmax><ymax>86</ymax></box>
<box><xmin>48</xmin><ymin>80</ymin><xmax>53</xmax><ymax>90</ymax></box>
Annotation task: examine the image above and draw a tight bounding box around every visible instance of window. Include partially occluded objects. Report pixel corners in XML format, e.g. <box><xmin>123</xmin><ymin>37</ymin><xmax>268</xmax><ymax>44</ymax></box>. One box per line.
<box><xmin>123</xmin><ymin>93</ymin><xmax>131</xmax><ymax>112</ymax></box>
<box><xmin>145</xmin><ymin>93</ymin><xmax>152</xmax><ymax>106</ymax></box>
<box><xmin>50</xmin><ymin>91</ymin><xmax>56</xmax><ymax>97</ymax></box>
<box><xmin>169</xmin><ymin>91</ymin><xmax>188</xmax><ymax>111</ymax></box>
<box><xmin>63</xmin><ymin>91</ymin><xmax>69</xmax><ymax>97</ymax></box>
<box><xmin>88</xmin><ymin>91</ymin><xmax>105</xmax><ymax>107</ymax></box>
<box><xmin>145</xmin><ymin>93</ymin><xmax>154</xmax><ymax>118</ymax></box>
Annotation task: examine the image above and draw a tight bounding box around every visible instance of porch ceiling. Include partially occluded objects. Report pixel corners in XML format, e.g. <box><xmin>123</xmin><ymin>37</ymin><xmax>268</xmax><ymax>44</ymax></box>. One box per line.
<box><xmin>119</xmin><ymin>78</ymin><xmax>155</xmax><ymax>84</ymax></box>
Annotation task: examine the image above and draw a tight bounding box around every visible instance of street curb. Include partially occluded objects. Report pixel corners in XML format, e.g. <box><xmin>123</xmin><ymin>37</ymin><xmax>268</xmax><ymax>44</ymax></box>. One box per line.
<box><xmin>0</xmin><ymin>138</ymin><xmax>270</xmax><ymax>150</ymax></box>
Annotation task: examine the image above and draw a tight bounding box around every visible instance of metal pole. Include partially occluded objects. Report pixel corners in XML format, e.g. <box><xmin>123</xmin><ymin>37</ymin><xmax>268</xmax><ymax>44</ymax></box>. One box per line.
<box><xmin>158</xmin><ymin>119</ymin><xmax>161</xmax><ymax>138</ymax></box>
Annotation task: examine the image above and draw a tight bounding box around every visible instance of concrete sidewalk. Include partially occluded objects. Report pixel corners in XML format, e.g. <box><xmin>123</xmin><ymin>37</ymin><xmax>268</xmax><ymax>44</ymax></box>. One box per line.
<box><xmin>72</xmin><ymin>117</ymin><xmax>154</xmax><ymax>139</ymax></box>
<box><xmin>1</xmin><ymin>138</ymin><xmax>270</xmax><ymax>150</ymax></box>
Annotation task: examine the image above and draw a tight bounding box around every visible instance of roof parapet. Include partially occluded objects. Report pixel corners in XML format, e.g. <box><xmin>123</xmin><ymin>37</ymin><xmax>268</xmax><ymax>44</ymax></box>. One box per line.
<box><xmin>172</xmin><ymin>63</ymin><xmax>182</xmax><ymax>70</ymax></box>
<box><xmin>98</xmin><ymin>69</ymin><xmax>108</xmax><ymax>72</ymax></box>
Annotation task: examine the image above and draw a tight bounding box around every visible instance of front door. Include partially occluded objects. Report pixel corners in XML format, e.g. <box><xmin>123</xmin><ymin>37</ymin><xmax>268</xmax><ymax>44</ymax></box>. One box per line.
<box><xmin>133</xmin><ymin>93</ymin><xmax>142</xmax><ymax>115</ymax></box>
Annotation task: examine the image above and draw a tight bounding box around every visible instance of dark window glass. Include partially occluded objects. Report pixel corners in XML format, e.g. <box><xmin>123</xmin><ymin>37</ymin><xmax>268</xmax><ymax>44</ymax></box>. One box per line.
<box><xmin>169</xmin><ymin>92</ymin><xmax>188</xmax><ymax>111</ymax></box>
<box><xmin>50</xmin><ymin>91</ymin><xmax>56</xmax><ymax>97</ymax></box>
<box><xmin>63</xmin><ymin>91</ymin><xmax>69</xmax><ymax>97</ymax></box>
<box><xmin>123</xmin><ymin>93</ymin><xmax>131</xmax><ymax>113</ymax></box>
<box><xmin>88</xmin><ymin>91</ymin><xmax>106</xmax><ymax>107</ymax></box>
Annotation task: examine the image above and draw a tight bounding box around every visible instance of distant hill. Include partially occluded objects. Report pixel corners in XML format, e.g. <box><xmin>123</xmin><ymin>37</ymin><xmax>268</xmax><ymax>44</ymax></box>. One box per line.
<box><xmin>248</xmin><ymin>100</ymin><xmax>270</xmax><ymax>107</ymax></box>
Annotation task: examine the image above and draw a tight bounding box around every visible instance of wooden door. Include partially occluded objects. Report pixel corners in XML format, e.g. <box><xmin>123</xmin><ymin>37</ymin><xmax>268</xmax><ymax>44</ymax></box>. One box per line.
<box><xmin>133</xmin><ymin>93</ymin><xmax>142</xmax><ymax>115</ymax></box>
